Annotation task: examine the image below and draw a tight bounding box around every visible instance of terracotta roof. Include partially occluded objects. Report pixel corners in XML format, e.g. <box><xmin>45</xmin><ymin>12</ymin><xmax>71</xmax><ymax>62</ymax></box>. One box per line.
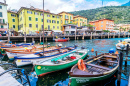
<box><xmin>74</xmin><ymin>15</ymin><xmax>87</xmax><ymax>19</ymax></box>
<box><xmin>58</xmin><ymin>11</ymin><xmax>74</xmax><ymax>15</ymax></box>
<box><xmin>7</xmin><ymin>10</ymin><xmax>17</xmax><ymax>14</ymax></box>
<box><xmin>89</xmin><ymin>18</ymin><xmax>114</xmax><ymax>23</ymax></box>
<box><xmin>0</xmin><ymin>2</ymin><xmax>8</xmax><ymax>6</ymax></box>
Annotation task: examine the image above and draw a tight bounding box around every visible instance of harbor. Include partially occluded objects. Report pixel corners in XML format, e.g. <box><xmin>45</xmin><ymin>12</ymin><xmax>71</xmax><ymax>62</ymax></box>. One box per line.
<box><xmin>0</xmin><ymin>37</ymin><xmax>130</xmax><ymax>86</ymax></box>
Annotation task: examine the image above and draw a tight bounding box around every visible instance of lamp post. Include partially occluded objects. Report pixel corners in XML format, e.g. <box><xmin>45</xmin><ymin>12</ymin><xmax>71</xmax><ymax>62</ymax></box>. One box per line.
<box><xmin>43</xmin><ymin>0</ymin><xmax>44</xmax><ymax>54</ymax></box>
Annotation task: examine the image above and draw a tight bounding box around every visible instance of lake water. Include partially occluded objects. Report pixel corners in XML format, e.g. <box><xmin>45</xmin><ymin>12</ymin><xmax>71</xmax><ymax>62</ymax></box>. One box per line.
<box><xmin>3</xmin><ymin>38</ymin><xmax>130</xmax><ymax>86</ymax></box>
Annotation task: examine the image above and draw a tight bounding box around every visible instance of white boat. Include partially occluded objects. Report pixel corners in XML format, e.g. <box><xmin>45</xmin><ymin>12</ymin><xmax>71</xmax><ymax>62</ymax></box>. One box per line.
<box><xmin>15</xmin><ymin>46</ymin><xmax>77</xmax><ymax>67</ymax></box>
<box><xmin>116</xmin><ymin>41</ymin><xmax>130</xmax><ymax>50</ymax></box>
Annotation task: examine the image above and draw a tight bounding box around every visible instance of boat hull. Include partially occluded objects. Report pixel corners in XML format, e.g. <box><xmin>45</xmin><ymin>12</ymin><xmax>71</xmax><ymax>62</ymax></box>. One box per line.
<box><xmin>34</xmin><ymin>53</ymin><xmax>88</xmax><ymax>76</ymax></box>
<box><xmin>69</xmin><ymin>70</ymin><xmax>117</xmax><ymax>86</ymax></box>
<box><xmin>54</xmin><ymin>39</ymin><xmax>69</xmax><ymax>42</ymax></box>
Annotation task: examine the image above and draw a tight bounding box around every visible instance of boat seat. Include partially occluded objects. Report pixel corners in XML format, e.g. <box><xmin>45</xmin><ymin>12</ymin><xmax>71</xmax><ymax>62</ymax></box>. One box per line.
<box><xmin>87</xmin><ymin>63</ymin><xmax>111</xmax><ymax>71</ymax></box>
<box><xmin>107</xmin><ymin>60</ymin><xmax>118</xmax><ymax>64</ymax></box>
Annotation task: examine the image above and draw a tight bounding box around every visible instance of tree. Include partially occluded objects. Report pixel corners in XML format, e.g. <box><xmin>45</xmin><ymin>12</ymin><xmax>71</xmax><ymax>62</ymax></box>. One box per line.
<box><xmin>87</xmin><ymin>24</ymin><xmax>95</xmax><ymax>31</ymax></box>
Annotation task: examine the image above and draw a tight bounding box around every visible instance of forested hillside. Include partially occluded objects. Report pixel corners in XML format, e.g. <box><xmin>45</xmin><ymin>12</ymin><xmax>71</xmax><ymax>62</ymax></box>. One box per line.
<box><xmin>70</xmin><ymin>6</ymin><xmax>130</xmax><ymax>24</ymax></box>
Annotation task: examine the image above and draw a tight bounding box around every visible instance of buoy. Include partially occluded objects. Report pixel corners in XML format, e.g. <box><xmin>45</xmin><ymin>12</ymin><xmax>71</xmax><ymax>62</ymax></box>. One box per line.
<box><xmin>38</xmin><ymin>43</ymin><xmax>39</xmax><ymax>45</ymax></box>
<box><xmin>91</xmin><ymin>48</ymin><xmax>94</xmax><ymax>52</ymax></box>
<box><xmin>56</xmin><ymin>45</ymin><xmax>57</xmax><ymax>47</ymax></box>
<box><xmin>15</xmin><ymin>42</ymin><xmax>16</xmax><ymax>44</ymax></box>
<box><xmin>114</xmin><ymin>75</ymin><xmax>116</xmax><ymax>77</ymax></box>
<box><xmin>65</xmin><ymin>46</ymin><xmax>66</xmax><ymax>47</ymax></box>
<box><xmin>115</xmin><ymin>51</ymin><xmax>119</xmax><ymax>54</ymax></box>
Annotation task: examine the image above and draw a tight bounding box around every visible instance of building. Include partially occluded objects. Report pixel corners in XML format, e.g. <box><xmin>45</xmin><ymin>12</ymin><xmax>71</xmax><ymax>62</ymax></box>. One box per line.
<box><xmin>89</xmin><ymin>18</ymin><xmax>114</xmax><ymax>31</ymax></box>
<box><xmin>16</xmin><ymin>6</ymin><xmax>61</xmax><ymax>34</ymax></box>
<box><xmin>59</xmin><ymin>11</ymin><xmax>74</xmax><ymax>31</ymax></box>
<box><xmin>114</xmin><ymin>24</ymin><xmax>130</xmax><ymax>32</ymax></box>
<box><xmin>63</xmin><ymin>24</ymin><xmax>77</xmax><ymax>34</ymax></box>
<box><xmin>0</xmin><ymin>2</ymin><xmax>8</xmax><ymax>33</ymax></box>
<box><xmin>73</xmin><ymin>15</ymin><xmax>87</xmax><ymax>27</ymax></box>
<box><xmin>7</xmin><ymin>10</ymin><xmax>18</xmax><ymax>31</ymax></box>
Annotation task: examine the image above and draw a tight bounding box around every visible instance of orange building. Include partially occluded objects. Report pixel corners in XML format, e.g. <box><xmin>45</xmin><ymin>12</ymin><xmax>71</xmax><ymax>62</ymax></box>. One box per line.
<box><xmin>89</xmin><ymin>19</ymin><xmax>114</xmax><ymax>31</ymax></box>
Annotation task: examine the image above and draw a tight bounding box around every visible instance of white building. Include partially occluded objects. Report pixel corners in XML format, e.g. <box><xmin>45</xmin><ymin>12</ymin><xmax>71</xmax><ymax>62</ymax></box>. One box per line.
<box><xmin>63</xmin><ymin>24</ymin><xmax>77</xmax><ymax>34</ymax></box>
<box><xmin>0</xmin><ymin>2</ymin><xmax>8</xmax><ymax>32</ymax></box>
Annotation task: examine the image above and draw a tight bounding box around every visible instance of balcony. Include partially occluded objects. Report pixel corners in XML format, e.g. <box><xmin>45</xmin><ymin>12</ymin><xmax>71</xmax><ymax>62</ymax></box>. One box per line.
<box><xmin>0</xmin><ymin>19</ymin><xmax>7</xmax><ymax>25</ymax></box>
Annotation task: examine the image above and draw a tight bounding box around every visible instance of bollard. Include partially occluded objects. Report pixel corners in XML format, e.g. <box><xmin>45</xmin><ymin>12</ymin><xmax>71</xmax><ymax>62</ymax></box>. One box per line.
<box><xmin>108</xmin><ymin>32</ymin><xmax>109</xmax><ymax>39</ymax></box>
<box><xmin>90</xmin><ymin>32</ymin><xmax>92</xmax><ymax>40</ymax></box>
<box><xmin>82</xmin><ymin>35</ymin><xmax>84</xmax><ymax>40</ymax></box>
<box><xmin>8</xmin><ymin>31</ymin><xmax>10</xmax><ymax>43</ymax></box>
<box><xmin>32</xmin><ymin>38</ymin><xmax>34</xmax><ymax>42</ymax></box>
<box><xmin>40</xmin><ymin>32</ymin><xmax>41</xmax><ymax>42</ymax></box>
<box><xmin>117</xmin><ymin>52</ymin><xmax>123</xmax><ymax>86</ymax></box>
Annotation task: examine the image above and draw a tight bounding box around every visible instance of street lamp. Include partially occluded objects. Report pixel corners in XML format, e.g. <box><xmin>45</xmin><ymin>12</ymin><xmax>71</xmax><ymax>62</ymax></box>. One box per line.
<box><xmin>43</xmin><ymin>0</ymin><xmax>44</xmax><ymax>54</ymax></box>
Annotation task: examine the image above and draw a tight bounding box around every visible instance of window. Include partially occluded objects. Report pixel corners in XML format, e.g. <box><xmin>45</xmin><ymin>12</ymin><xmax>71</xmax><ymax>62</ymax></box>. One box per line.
<box><xmin>36</xmin><ymin>24</ymin><xmax>38</xmax><ymax>28</ymax></box>
<box><xmin>101</xmin><ymin>25</ymin><xmax>103</xmax><ymax>27</ymax></box>
<box><xmin>57</xmin><ymin>26</ymin><xmax>59</xmax><ymax>29</ymax></box>
<box><xmin>13</xmin><ymin>25</ymin><xmax>15</xmax><ymax>28</ymax></box>
<box><xmin>53</xmin><ymin>26</ymin><xmax>55</xmax><ymax>29</ymax></box>
<box><xmin>57</xmin><ymin>16</ymin><xmax>59</xmax><ymax>18</ymax></box>
<box><xmin>47</xmin><ymin>19</ymin><xmax>51</xmax><ymax>23</ymax></box>
<box><xmin>27</xmin><ymin>11</ymin><xmax>32</xmax><ymax>14</ymax></box>
<box><xmin>41</xmin><ymin>19</ymin><xmax>43</xmax><ymax>22</ymax></box>
<box><xmin>71</xmin><ymin>26</ymin><xmax>75</xmax><ymax>29</ymax></box>
<box><xmin>77</xmin><ymin>19</ymin><xmax>78</xmax><ymax>21</ymax></box>
<box><xmin>34</xmin><ymin>12</ymin><xmax>39</xmax><ymax>15</ymax></box>
<box><xmin>0</xmin><ymin>12</ymin><xmax>2</xmax><ymax>17</ymax></box>
<box><xmin>11</xmin><ymin>14</ymin><xmax>16</xmax><ymax>17</ymax></box>
<box><xmin>57</xmin><ymin>21</ymin><xmax>59</xmax><ymax>24</ymax></box>
<box><xmin>12</xmin><ymin>19</ymin><xmax>15</xmax><ymax>22</ymax></box>
<box><xmin>61</xmin><ymin>16</ymin><xmax>62</xmax><ymax>18</ymax></box>
<box><xmin>52</xmin><ymin>16</ymin><xmax>55</xmax><ymax>18</ymax></box>
<box><xmin>65</xmin><ymin>20</ymin><xmax>68</xmax><ymax>24</ymax></box>
<box><xmin>70</xmin><ymin>21</ymin><xmax>72</xmax><ymax>23</ymax></box>
<box><xmin>101</xmin><ymin>21</ymin><xmax>103</xmax><ymax>23</ymax></box>
<box><xmin>41</xmin><ymin>13</ymin><xmax>43</xmax><ymax>16</ymax></box>
<box><xmin>47</xmin><ymin>15</ymin><xmax>50</xmax><ymax>17</ymax></box>
<box><xmin>29</xmin><ymin>24</ymin><xmax>32</xmax><ymax>28</ymax></box>
<box><xmin>48</xmin><ymin>25</ymin><xmax>50</xmax><ymax>30</ymax></box>
<box><xmin>35</xmin><ymin>18</ymin><xmax>38</xmax><ymax>21</ymax></box>
<box><xmin>61</xmin><ymin>20</ymin><xmax>62</xmax><ymax>23</ymax></box>
<box><xmin>0</xmin><ymin>6</ymin><xmax>2</xmax><ymax>9</ymax></box>
<box><xmin>70</xmin><ymin>16</ymin><xmax>72</xmax><ymax>20</ymax></box>
<box><xmin>21</xmin><ymin>12</ymin><xmax>22</xmax><ymax>14</ymax></box>
<box><xmin>29</xmin><ymin>17</ymin><xmax>32</xmax><ymax>21</ymax></box>
<box><xmin>20</xmin><ymin>17</ymin><xmax>22</xmax><ymax>21</ymax></box>
<box><xmin>1</xmin><ymin>25</ymin><xmax>3</xmax><ymax>28</ymax></box>
<box><xmin>85</xmin><ymin>20</ymin><xmax>86</xmax><ymax>22</ymax></box>
<box><xmin>41</xmin><ymin>25</ymin><xmax>43</xmax><ymax>30</ymax></box>
<box><xmin>52</xmin><ymin>20</ymin><xmax>56</xmax><ymax>23</ymax></box>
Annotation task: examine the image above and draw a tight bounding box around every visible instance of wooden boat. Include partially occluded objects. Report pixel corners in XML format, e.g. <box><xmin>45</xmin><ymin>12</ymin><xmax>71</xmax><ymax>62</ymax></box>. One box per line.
<box><xmin>6</xmin><ymin>46</ymin><xmax>57</xmax><ymax>60</ymax></box>
<box><xmin>69</xmin><ymin>53</ymin><xmax>119</xmax><ymax>86</ymax></box>
<box><xmin>53</xmin><ymin>38</ymin><xmax>69</xmax><ymax>42</ymax></box>
<box><xmin>15</xmin><ymin>46</ymin><xmax>77</xmax><ymax>67</ymax></box>
<box><xmin>34</xmin><ymin>49</ymin><xmax>89</xmax><ymax>77</ymax></box>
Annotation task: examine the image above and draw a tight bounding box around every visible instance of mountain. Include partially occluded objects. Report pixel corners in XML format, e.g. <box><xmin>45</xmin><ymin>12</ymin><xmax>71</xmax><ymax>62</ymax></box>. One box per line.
<box><xmin>122</xmin><ymin>1</ymin><xmax>130</xmax><ymax>6</ymax></box>
<box><xmin>70</xmin><ymin>6</ymin><xmax>130</xmax><ymax>24</ymax></box>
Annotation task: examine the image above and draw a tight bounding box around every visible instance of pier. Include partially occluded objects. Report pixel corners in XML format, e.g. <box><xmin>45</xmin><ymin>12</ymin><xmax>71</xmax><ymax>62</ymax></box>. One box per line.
<box><xmin>0</xmin><ymin>66</ymin><xmax>22</xmax><ymax>86</ymax></box>
<box><xmin>0</xmin><ymin>32</ymin><xmax>130</xmax><ymax>42</ymax></box>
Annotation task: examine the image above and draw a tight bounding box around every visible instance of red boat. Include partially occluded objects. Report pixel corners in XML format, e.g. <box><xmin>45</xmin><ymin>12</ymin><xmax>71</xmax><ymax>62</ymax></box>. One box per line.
<box><xmin>54</xmin><ymin>38</ymin><xmax>69</xmax><ymax>42</ymax></box>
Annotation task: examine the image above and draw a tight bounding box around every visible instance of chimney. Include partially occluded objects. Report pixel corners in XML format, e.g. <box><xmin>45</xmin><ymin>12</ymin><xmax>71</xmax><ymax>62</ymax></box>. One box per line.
<box><xmin>4</xmin><ymin>0</ymin><xmax>6</xmax><ymax>4</ymax></box>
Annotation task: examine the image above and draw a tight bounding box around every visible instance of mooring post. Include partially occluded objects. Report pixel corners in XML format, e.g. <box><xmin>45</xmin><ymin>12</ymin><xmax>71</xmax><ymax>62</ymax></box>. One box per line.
<box><xmin>82</xmin><ymin>33</ymin><xmax>84</xmax><ymax>40</ymax></box>
<box><xmin>40</xmin><ymin>32</ymin><xmax>41</xmax><ymax>42</ymax></box>
<box><xmin>8</xmin><ymin>30</ymin><xmax>10</xmax><ymax>43</ymax></box>
<box><xmin>95</xmin><ymin>51</ymin><xmax>97</xmax><ymax>56</ymax></box>
<box><xmin>108</xmin><ymin>32</ymin><xmax>109</xmax><ymax>39</ymax></box>
<box><xmin>125</xmin><ymin>44</ymin><xmax>129</xmax><ymax>67</ymax></box>
<box><xmin>75</xmin><ymin>32</ymin><xmax>76</xmax><ymax>40</ymax></box>
<box><xmin>45</xmin><ymin>37</ymin><xmax>47</xmax><ymax>42</ymax></box>
<box><xmin>68</xmin><ymin>37</ymin><xmax>69</xmax><ymax>40</ymax></box>
<box><xmin>24</xmin><ymin>32</ymin><xmax>26</xmax><ymax>43</ymax></box>
<box><xmin>90</xmin><ymin>32</ymin><xmax>92</xmax><ymax>40</ymax></box>
<box><xmin>128</xmin><ymin>32</ymin><xmax>129</xmax><ymax>38</ymax></box>
<box><xmin>117</xmin><ymin>52</ymin><xmax>123</xmax><ymax>86</ymax></box>
<box><xmin>118</xmin><ymin>32</ymin><xmax>120</xmax><ymax>38</ymax></box>
<box><xmin>101</xmin><ymin>32</ymin><xmax>102</xmax><ymax>39</ymax></box>
<box><xmin>32</xmin><ymin>37</ymin><xmax>34</xmax><ymax>42</ymax></box>
<box><xmin>77</xmin><ymin>37</ymin><xmax>78</xmax><ymax>40</ymax></box>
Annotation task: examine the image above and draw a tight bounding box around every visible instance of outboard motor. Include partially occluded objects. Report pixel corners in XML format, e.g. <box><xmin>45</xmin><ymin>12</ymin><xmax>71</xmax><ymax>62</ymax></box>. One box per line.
<box><xmin>81</xmin><ymin>46</ymin><xmax>85</xmax><ymax>49</ymax></box>
<box><xmin>9</xmin><ymin>41</ymin><xmax>12</xmax><ymax>44</ymax></box>
<box><xmin>109</xmin><ymin>48</ymin><xmax>115</xmax><ymax>54</ymax></box>
<box><xmin>32</xmin><ymin>41</ymin><xmax>35</xmax><ymax>45</ymax></box>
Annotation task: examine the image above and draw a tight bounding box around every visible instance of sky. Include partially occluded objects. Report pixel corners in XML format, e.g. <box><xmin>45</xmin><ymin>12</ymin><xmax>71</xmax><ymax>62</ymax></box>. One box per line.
<box><xmin>3</xmin><ymin>0</ymin><xmax>130</xmax><ymax>13</ymax></box>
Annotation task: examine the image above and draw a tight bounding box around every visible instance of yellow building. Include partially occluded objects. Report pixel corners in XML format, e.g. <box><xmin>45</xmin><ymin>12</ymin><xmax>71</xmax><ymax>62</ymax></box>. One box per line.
<box><xmin>59</xmin><ymin>11</ymin><xmax>74</xmax><ymax>31</ymax></box>
<box><xmin>15</xmin><ymin>6</ymin><xmax>61</xmax><ymax>34</ymax></box>
<box><xmin>73</xmin><ymin>15</ymin><xmax>87</xmax><ymax>27</ymax></box>
<box><xmin>7</xmin><ymin>10</ymin><xmax>18</xmax><ymax>31</ymax></box>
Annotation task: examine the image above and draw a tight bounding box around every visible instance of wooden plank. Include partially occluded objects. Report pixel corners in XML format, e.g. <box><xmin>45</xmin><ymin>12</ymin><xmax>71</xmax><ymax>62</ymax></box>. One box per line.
<box><xmin>0</xmin><ymin>66</ymin><xmax>22</xmax><ymax>86</ymax></box>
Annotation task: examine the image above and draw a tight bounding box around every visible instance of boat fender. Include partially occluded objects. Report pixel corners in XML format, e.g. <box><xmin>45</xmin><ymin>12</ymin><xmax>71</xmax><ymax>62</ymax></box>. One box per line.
<box><xmin>24</xmin><ymin>49</ymin><xmax>30</xmax><ymax>52</ymax></box>
<box><xmin>77</xmin><ymin>59</ymin><xmax>86</xmax><ymax>71</ymax></box>
<box><xmin>11</xmin><ymin>44</ymin><xmax>16</xmax><ymax>47</ymax></box>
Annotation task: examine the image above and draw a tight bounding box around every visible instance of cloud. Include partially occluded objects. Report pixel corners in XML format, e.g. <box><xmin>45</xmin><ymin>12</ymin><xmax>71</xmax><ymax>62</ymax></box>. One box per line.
<box><xmin>106</xmin><ymin>1</ymin><xmax>121</xmax><ymax>6</ymax></box>
<box><xmin>5</xmin><ymin>0</ymin><xmax>121</xmax><ymax>14</ymax></box>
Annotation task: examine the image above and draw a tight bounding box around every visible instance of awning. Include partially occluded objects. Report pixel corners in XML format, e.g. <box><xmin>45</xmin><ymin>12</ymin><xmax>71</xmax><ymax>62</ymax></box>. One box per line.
<box><xmin>0</xmin><ymin>28</ymin><xmax>7</xmax><ymax>31</ymax></box>
<box><xmin>52</xmin><ymin>30</ymin><xmax>62</xmax><ymax>33</ymax></box>
<box><xmin>18</xmin><ymin>30</ymin><xmax>23</xmax><ymax>32</ymax></box>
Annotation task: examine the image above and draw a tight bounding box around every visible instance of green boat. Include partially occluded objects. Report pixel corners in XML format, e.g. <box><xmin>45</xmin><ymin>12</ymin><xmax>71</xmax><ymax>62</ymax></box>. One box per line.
<box><xmin>34</xmin><ymin>49</ymin><xmax>89</xmax><ymax>77</ymax></box>
<box><xmin>69</xmin><ymin>53</ymin><xmax>119</xmax><ymax>86</ymax></box>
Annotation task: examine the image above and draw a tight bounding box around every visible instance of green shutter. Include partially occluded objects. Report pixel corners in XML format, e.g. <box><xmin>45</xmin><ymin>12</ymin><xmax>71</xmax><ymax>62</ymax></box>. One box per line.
<box><xmin>3</xmin><ymin>19</ymin><xmax>5</xmax><ymax>23</ymax></box>
<box><xmin>29</xmin><ymin>17</ymin><xmax>31</xmax><ymax>21</ymax></box>
<box><xmin>65</xmin><ymin>15</ymin><xmax>66</xmax><ymax>19</ymax></box>
<box><xmin>1</xmin><ymin>25</ymin><xmax>3</xmax><ymax>28</ymax></box>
